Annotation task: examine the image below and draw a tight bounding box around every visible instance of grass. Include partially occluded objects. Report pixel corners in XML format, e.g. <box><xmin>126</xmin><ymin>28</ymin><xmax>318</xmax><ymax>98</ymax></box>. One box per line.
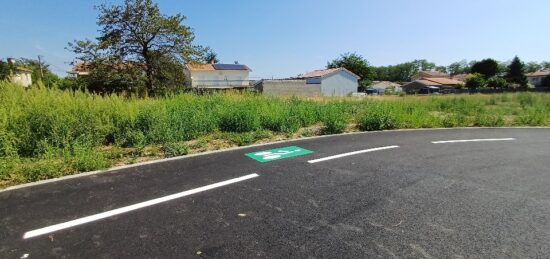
<box><xmin>1</xmin><ymin>81</ymin><xmax>550</xmax><ymax>188</ymax></box>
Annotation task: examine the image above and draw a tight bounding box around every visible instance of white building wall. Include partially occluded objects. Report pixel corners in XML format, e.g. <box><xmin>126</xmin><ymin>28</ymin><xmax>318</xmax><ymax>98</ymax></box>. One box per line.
<box><xmin>12</xmin><ymin>72</ymin><xmax>32</xmax><ymax>87</ymax></box>
<box><xmin>188</xmin><ymin>70</ymin><xmax>249</xmax><ymax>87</ymax></box>
<box><xmin>320</xmin><ymin>71</ymin><xmax>358</xmax><ymax>96</ymax></box>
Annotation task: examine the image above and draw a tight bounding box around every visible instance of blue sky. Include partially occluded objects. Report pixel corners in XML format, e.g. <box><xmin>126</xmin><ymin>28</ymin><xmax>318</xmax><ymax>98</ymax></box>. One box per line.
<box><xmin>1</xmin><ymin>0</ymin><xmax>549</xmax><ymax>78</ymax></box>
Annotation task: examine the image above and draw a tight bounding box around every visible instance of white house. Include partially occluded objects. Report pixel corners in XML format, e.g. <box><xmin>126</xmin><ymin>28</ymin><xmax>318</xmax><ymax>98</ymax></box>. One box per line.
<box><xmin>296</xmin><ymin>68</ymin><xmax>359</xmax><ymax>96</ymax></box>
<box><xmin>184</xmin><ymin>63</ymin><xmax>251</xmax><ymax>88</ymax></box>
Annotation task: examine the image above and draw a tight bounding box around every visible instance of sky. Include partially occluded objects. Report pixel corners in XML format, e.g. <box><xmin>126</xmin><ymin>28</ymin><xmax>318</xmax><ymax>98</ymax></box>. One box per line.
<box><xmin>1</xmin><ymin>0</ymin><xmax>549</xmax><ymax>78</ymax></box>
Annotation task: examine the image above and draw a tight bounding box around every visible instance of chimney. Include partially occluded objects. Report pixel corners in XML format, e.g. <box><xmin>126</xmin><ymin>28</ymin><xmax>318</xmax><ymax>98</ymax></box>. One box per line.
<box><xmin>210</xmin><ymin>59</ymin><xmax>215</xmax><ymax>64</ymax></box>
<box><xmin>234</xmin><ymin>61</ymin><xmax>239</xmax><ymax>64</ymax></box>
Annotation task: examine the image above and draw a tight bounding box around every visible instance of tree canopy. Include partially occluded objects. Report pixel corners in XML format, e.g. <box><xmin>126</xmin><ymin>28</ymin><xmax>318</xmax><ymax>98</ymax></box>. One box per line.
<box><xmin>69</xmin><ymin>0</ymin><xmax>210</xmax><ymax>95</ymax></box>
<box><xmin>327</xmin><ymin>53</ymin><xmax>374</xmax><ymax>91</ymax></box>
<box><xmin>505</xmin><ymin>56</ymin><xmax>527</xmax><ymax>87</ymax></box>
<box><xmin>373</xmin><ymin>59</ymin><xmax>437</xmax><ymax>82</ymax></box>
<box><xmin>470</xmin><ymin>59</ymin><xmax>499</xmax><ymax>78</ymax></box>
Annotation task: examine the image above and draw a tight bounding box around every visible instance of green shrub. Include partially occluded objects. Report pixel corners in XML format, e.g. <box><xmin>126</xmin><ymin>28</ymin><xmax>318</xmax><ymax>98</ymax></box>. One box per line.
<box><xmin>321</xmin><ymin>105</ymin><xmax>347</xmax><ymax>134</ymax></box>
<box><xmin>219</xmin><ymin>106</ymin><xmax>260</xmax><ymax>133</ymax></box>
<box><xmin>162</xmin><ymin>142</ymin><xmax>189</xmax><ymax>157</ymax></box>
<box><xmin>357</xmin><ymin>107</ymin><xmax>398</xmax><ymax>131</ymax></box>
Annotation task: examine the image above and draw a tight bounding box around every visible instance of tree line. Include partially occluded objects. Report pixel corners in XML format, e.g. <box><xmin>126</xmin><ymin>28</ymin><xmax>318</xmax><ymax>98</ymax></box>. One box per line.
<box><xmin>327</xmin><ymin>53</ymin><xmax>550</xmax><ymax>91</ymax></box>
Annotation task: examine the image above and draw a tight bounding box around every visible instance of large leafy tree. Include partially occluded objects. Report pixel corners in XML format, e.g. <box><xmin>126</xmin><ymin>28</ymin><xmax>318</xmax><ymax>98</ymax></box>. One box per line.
<box><xmin>327</xmin><ymin>53</ymin><xmax>375</xmax><ymax>91</ymax></box>
<box><xmin>505</xmin><ymin>56</ymin><xmax>527</xmax><ymax>87</ymax></box>
<box><xmin>524</xmin><ymin>62</ymin><xmax>542</xmax><ymax>73</ymax></box>
<box><xmin>470</xmin><ymin>59</ymin><xmax>499</xmax><ymax>78</ymax></box>
<box><xmin>373</xmin><ymin>59</ymin><xmax>437</xmax><ymax>82</ymax></box>
<box><xmin>447</xmin><ymin>60</ymin><xmax>470</xmax><ymax>76</ymax></box>
<box><xmin>69</xmin><ymin>0</ymin><xmax>209</xmax><ymax>95</ymax></box>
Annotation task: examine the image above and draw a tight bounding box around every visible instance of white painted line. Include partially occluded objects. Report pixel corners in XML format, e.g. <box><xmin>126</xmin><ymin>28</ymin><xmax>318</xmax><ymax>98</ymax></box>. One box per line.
<box><xmin>307</xmin><ymin>145</ymin><xmax>399</xmax><ymax>164</ymax></box>
<box><xmin>431</xmin><ymin>138</ymin><xmax>516</xmax><ymax>144</ymax></box>
<box><xmin>23</xmin><ymin>173</ymin><xmax>259</xmax><ymax>239</ymax></box>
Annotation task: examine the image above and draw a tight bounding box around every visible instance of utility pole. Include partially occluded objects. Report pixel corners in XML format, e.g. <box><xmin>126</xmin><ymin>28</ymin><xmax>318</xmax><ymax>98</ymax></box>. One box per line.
<box><xmin>37</xmin><ymin>55</ymin><xmax>44</xmax><ymax>80</ymax></box>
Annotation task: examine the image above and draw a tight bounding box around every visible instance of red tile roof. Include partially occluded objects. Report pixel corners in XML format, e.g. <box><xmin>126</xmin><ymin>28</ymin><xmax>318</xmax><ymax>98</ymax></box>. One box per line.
<box><xmin>423</xmin><ymin>77</ymin><xmax>463</xmax><ymax>85</ymax></box>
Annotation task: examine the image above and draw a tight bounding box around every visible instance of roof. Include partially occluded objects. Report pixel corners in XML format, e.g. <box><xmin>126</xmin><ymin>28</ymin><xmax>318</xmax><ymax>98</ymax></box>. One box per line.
<box><xmin>370</xmin><ymin>81</ymin><xmax>401</xmax><ymax>88</ymax></box>
<box><xmin>418</xmin><ymin>71</ymin><xmax>450</xmax><ymax>78</ymax></box>
<box><xmin>14</xmin><ymin>67</ymin><xmax>32</xmax><ymax>73</ymax></box>
<box><xmin>185</xmin><ymin>63</ymin><xmax>251</xmax><ymax>71</ymax></box>
<box><xmin>451</xmin><ymin>73</ymin><xmax>471</xmax><ymax>82</ymax></box>
<box><xmin>297</xmin><ymin>67</ymin><xmax>360</xmax><ymax>79</ymax></box>
<box><xmin>415</xmin><ymin>79</ymin><xmax>442</xmax><ymax>86</ymax></box>
<box><xmin>526</xmin><ymin>69</ymin><xmax>550</xmax><ymax>77</ymax></box>
<box><xmin>423</xmin><ymin>77</ymin><xmax>463</xmax><ymax>85</ymax></box>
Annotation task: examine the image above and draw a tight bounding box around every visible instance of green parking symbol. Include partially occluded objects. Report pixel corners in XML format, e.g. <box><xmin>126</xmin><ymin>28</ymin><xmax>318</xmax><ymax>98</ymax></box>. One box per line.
<box><xmin>246</xmin><ymin>146</ymin><xmax>313</xmax><ymax>163</ymax></box>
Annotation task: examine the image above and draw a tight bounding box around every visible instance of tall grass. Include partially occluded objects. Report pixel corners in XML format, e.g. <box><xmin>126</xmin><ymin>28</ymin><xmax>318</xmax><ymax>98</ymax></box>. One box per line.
<box><xmin>1</xmin><ymin>82</ymin><xmax>549</xmax><ymax>187</ymax></box>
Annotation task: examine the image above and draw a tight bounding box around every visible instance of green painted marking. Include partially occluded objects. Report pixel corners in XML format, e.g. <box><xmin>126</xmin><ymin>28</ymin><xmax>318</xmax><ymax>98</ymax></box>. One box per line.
<box><xmin>246</xmin><ymin>146</ymin><xmax>313</xmax><ymax>163</ymax></box>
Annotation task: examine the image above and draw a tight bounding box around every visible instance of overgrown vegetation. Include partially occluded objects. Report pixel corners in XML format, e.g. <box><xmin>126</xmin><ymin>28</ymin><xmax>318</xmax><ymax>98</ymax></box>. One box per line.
<box><xmin>1</xmin><ymin>82</ymin><xmax>550</xmax><ymax>187</ymax></box>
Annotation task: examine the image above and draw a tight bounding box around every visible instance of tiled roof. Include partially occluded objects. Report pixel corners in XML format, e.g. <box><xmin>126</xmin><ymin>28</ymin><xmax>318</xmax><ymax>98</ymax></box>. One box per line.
<box><xmin>419</xmin><ymin>71</ymin><xmax>449</xmax><ymax>77</ymax></box>
<box><xmin>416</xmin><ymin>79</ymin><xmax>442</xmax><ymax>86</ymax></box>
<box><xmin>423</xmin><ymin>77</ymin><xmax>463</xmax><ymax>85</ymax></box>
<box><xmin>298</xmin><ymin>67</ymin><xmax>360</xmax><ymax>79</ymax></box>
<box><xmin>185</xmin><ymin>63</ymin><xmax>215</xmax><ymax>71</ymax></box>
<box><xmin>526</xmin><ymin>69</ymin><xmax>550</xmax><ymax>77</ymax></box>
<box><xmin>371</xmin><ymin>81</ymin><xmax>401</xmax><ymax>88</ymax></box>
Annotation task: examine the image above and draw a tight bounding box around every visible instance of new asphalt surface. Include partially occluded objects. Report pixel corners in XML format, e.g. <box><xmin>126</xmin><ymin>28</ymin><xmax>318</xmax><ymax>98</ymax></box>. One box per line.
<box><xmin>1</xmin><ymin>128</ymin><xmax>550</xmax><ymax>258</ymax></box>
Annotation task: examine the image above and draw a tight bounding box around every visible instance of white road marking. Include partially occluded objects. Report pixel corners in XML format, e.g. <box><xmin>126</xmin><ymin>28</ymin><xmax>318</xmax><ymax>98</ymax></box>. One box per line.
<box><xmin>23</xmin><ymin>173</ymin><xmax>259</xmax><ymax>239</ymax></box>
<box><xmin>307</xmin><ymin>146</ymin><xmax>399</xmax><ymax>164</ymax></box>
<box><xmin>431</xmin><ymin>138</ymin><xmax>516</xmax><ymax>144</ymax></box>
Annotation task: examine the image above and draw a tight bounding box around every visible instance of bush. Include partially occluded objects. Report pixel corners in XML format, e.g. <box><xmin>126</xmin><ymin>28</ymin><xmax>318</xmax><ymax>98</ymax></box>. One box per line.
<box><xmin>465</xmin><ymin>73</ymin><xmax>487</xmax><ymax>90</ymax></box>
<box><xmin>219</xmin><ymin>106</ymin><xmax>260</xmax><ymax>133</ymax></box>
<box><xmin>162</xmin><ymin>142</ymin><xmax>189</xmax><ymax>157</ymax></box>
<box><xmin>321</xmin><ymin>105</ymin><xmax>347</xmax><ymax>134</ymax></box>
<box><xmin>487</xmin><ymin>77</ymin><xmax>508</xmax><ymax>89</ymax></box>
<box><xmin>357</xmin><ymin>106</ymin><xmax>398</xmax><ymax>131</ymax></box>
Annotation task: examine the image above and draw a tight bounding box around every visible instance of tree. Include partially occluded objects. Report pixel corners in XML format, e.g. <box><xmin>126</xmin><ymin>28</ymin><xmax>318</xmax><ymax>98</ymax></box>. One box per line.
<box><xmin>327</xmin><ymin>53</ymin><xmax>374</xmax><ymax>91</ymax></box>
<box><xmin>18</xmin><ymin>58</ymin><xmax>60</xmax><ymax>87</ymax></box>
<box><xmin>525</xmin><ymin>62</ymin><xmax>542</xmax><ymax>73</ymax></box>
<box><xmin>505</xmin><ymin>56</ymin><xmax>527</xmax><ymax>88</ymax></box>
<box><xmin>486</xmin><ymin>76</ymin><xmax>508</xmax><ymax>89</ymax></box>
<box><xmin>69</xmin><ymin>0</ymin><xmax>209</xmax><ymax>95</ymax></box>
<box><xmin>447</xmin><ymin>60</ymin><xmax>470</xmax><ymax>76</ymax></box>
<box><xmin>0</xmin><ymin>60</ymin><xmax>12</xmax><ymax>80</ymax></box>
<box><xmin>203</xmin><ymin>50</ymin><xmax>219</xmax><ymax>64</ymax></box>
<box><xmin>373</xmin><ymin>59</ymin><xmax>439</xmax><ymax>82</ymax></box>
<box><xmin>465</xmin><ymin>73</ymin><xmax>486</xmax><ymax>90</ymax></box>
<box><xmin>470</xmin><ymin>59</ymin><xmax>499</xmax><ymax>78</ymax></box>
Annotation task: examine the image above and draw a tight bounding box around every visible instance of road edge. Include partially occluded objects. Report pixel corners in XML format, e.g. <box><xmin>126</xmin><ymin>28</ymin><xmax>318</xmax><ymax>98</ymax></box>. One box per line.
<box><xmin>2</xmin><ymin>126</ymin><xmax>548</xmax><ymax>192</ymax></box>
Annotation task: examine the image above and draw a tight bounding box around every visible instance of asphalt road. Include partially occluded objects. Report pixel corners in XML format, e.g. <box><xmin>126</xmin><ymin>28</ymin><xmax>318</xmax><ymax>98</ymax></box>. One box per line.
<box><xmin>1</xmin><ymin>128</ymin><xmax>550</xmax><ymax>258</ymax></box>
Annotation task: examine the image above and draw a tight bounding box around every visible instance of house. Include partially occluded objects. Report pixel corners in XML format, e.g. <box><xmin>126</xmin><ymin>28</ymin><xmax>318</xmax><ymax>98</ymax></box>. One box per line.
<box><xmin>368</xmin><ymin>81</ymin><xmax>402</xmax><ymax>94</ymax></box>
<box><xmin>412</xmin><ymin>71</ymin><xmax>450</xmax><ymax>81</ymax></box>
<box><xmin>401</xmin><ymin>77</ymin><xmax>463</xmax><ymax>94</ymax></box>
<box><xmin>256</xmin><ymin>67</ymin><xmax>359</xmax><ymax>97</ymax></box>
<box><xmin>526</xmin><ymin>69</ymin><xmax>550</xmax><ymax>87</ymax></box>
<box><xmin>68</xmin><ymin>62</ymin><xmax>91</xmax><ymax>77</ymax></box>
<box><xmin>450</xmin><ymin>73</ymin><xmax>471</xmax><ymax>82</ymax></box>
<box><xmin>183</xmin><ymin>63</ymin><xmax>251</xmax><ymax>89</ymax></box>
<box><xmin>295</xmin><ymin>68</ymin><xmax>359</xmax><ymax>96</ymax></box>
<box><xmin>11</xmin><ymin>67</ymin><xmax>32</xmax><ymax>87</ymax></box>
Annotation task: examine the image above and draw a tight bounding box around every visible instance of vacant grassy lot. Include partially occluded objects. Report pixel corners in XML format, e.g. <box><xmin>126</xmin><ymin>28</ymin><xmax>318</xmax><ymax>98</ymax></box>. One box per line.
<box><xmin>1</xmin><ymin>82</ymin><xmax>549</xmax><ymax>187</ymax></box>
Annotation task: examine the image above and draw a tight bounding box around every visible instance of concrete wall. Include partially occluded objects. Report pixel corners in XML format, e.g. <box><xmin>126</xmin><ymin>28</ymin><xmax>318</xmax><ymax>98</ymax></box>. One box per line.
<box><xmin>187</xmin><ymin>70</ymin><xmax>250</xmax><ymax>87</ymax></box>
<box><xmin>258</xmin><ymin>80</ymin><xmax>321</xmax><ymax>97</ymax></box>
<box><xmin>320</xmin><ymin>71</ymin><xmax>358</xmax><ymax>96</ymax></box>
